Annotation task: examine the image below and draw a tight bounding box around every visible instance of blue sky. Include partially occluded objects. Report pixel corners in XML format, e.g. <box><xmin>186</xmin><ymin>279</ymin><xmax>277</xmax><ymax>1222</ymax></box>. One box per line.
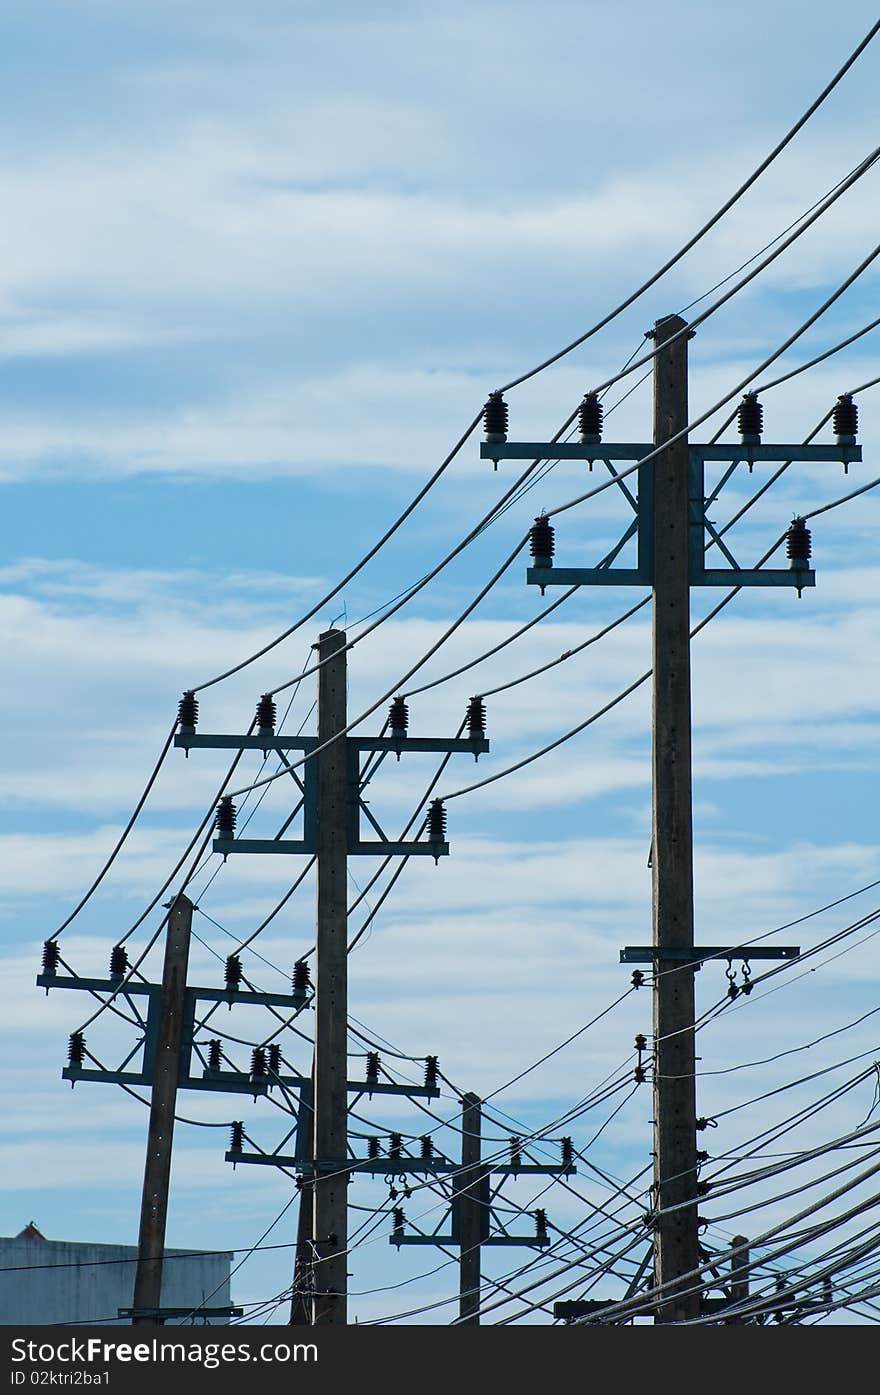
<box><xmin>3</xmin><ymin>1</ymin><xmax>880</xmax><ymax>1325</ymax></box>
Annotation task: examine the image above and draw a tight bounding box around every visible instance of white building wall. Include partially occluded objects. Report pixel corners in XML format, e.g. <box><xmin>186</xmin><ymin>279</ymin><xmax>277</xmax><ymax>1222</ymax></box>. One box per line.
<box><xmin>0</xmin><ymin>1235</ymin><xmax>233</xmax><ymax>1325</ymax></box>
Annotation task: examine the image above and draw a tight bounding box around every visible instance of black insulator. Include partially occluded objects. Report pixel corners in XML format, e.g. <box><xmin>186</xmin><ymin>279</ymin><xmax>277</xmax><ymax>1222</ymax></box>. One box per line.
<box><xmin>426</xmin><ymin>799</ymin><xmax>447</xmax><ymax>840</ymax></box>
<box><xmin>225</xmin><ymin>953</ymin><xmax>243</xmax><ymax>990</ymax></box>
<box><xmin>392</xmin><ymin>1207</ymin><xmax>405</xmax><ymax>1237</ymax></box>
<box><xmin>389</xmin><ymin>696</ymin><xmax>409</xmax><ymax>738</ymax></box>
<box><xmin>561</xmin><ymin>1137</ymin><xmax>574</xmax><ymax>1171</ymax></box>
<box><xmin>251</xmin><ymin>1047</ymin><xmax>267</xmax><ymax>1078</ymax></box>
<box><xmin>367</xmin><ymin>1136</ymin><xmax>380</xmax><ymax>1160</ymax></box>
<box><xmin>833</xmin><ymin>393</ymin><xmax>858</xmax><ymax>442</ymax></box>
<box><xmin>292</xmin><ymin>959</ymin><xmax>311</xmax><ymax>995</ymax></box>
<box><xmin>737</xmin><ymin>392</ymin><xmax>763</xmax><ymax>442</ymax></box>
<box><xmin>420</xmin><ymin>1136</ymin><xmax>434</xmax><ymax>1160</ymax></box>
<box><xmin>109</xmin><ymin>944</ymin><xmax>128</xmax><ymax>979</ymax></box>
<box><xmin>424</xmin><ymin>1055</ymin><xmax>439</xmax><ymax>1090</ymax></box>
<box><xmin>256</xmin><ymin>693</ymin><xmax>277</xmax><ymax>734</ymax></box>
<box><xmin>786</xmin><ymin>516</ymin><xmax>814</xmax><ymax>602</ymax></box>
<box><xmin>509</xmin><ymin>1136</ymin><xmax>522</xmax><ymax>1170</ymax></box>
<box><xmin>268</xmin><ymin>1043</ymin><xmax>281</xmax><ymax>1074</ymax></box>
<box><xmin>466</xmin><ymin>695</ymin><xmax>486</xmax><ymax>742</ymax></box>
<box><xmin>697</xmin><ymin>1181</ymin><xmax>711</xmax><ymax>1196</ymax></box>
<box><xmin>178</xmin><ymin>690</ymin><xmax>199</xmax><ymax>730</ymax></box>
<box><xmin>695</xmin><ymin>1150</ymin><xmax>709</xmax><ymax>1164</ymax></box>
<box><xmin>534</xmin><ymin>1208</ymin><xmax>548</xmax><ymax>1241</ymax></box>
<box><xmin>727</xmin><ymin>981</ymin><xmax>739</xmax><ymax>1000</ymax></box>
<box><xmin>696</xmin><ymin>1118</ymin><xmax>709</xmax><ymax>1131</ymax></box>
<box><xmin>529</xmin><ymin>513</ymin><xmax>555</xmax><ymax>565</ymax></box>
<box><xmin>41</xmin><ymin>940</ymin><xmax>60</xmax><ymax>976</ymax></box>
<box><xmin>389</xmin><ymin>1132</ymin><xmax>402</xmax><ymax>1160</ymax></box>
<box><xmin>216</xmin><ymin>796</ymin><xmax>237</xmax><ymax>836</ymax></box>
<box><xmin>230</xmin><ymin>1120</ymin><xmax>243</xmax><ymax>1150</ymax></box>
<box><xmin>635</xmin><ymin>1034</ymin><xmax>647</xmax><ymax>1053</ymax></box>
<box><xmin>631</xmin><ymin>970</ymin><xmax>645</xmax><ymax>989</ymax></box>
<box><xmin>578</xmin><ymin>392</ymin><xmax>603</xmax><ymax>444</ymax></box>
<box><xmin>786</xmin><ymin>516</ymin><xmax>812</xmax><ymax>563</ymax></box>
<box><xmin>68</xmin><ymin>1031</ymin><xmax>85</xmax><ymax>1067</ymax></box>
<box><xmin>365</xmin><ymin>1051</ymin><xmax>380</xmax><ymax>1084</ymax></box>
<box><xmin>483</xmin><ymin>391</ymin><xmax>509</xmax><ymax>442</ymax></box>
<box><xmin>634</xmin><ymin>1065</ymin><xmax>647</xmax><ymax>1084</ymax></box>
<box><xmin>208</xmin><ymin>1039</ymin><xmax>222</xmax><ymax>1071</ymax></box>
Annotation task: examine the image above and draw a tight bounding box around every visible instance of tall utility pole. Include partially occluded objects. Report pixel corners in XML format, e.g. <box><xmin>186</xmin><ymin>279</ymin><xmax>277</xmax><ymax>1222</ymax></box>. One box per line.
<box><xmin>132</xmin><ymin>893</ymin><xmax>193</xmax><ymax>1324</ymax></box>
<box><xmin>650</xmin><ymin>314</ymin><xmax>700</xmax><ymax>1322</ymax></box>
<box><xmin>311</xmin><ymin>629</ymin><xmax>349</xmax><ymax>1325</ymax></box>
<box><xmin>458</xmin><ymin>1093</ymin><xmax>484</xmax><ymax>1323</ymax></box>
<box><xmin>482</xmin><ymin>322</ymin><xmax>856</xmax><ymax>1322</ymax></box>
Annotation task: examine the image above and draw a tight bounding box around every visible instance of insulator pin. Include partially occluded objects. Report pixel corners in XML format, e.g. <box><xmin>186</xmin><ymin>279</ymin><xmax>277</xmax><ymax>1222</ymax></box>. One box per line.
<box><xmin>737</xmin><ymin>392</ymin><xmax>763</xmax><ymax>444</ymax></box>
<box><xmin>41</xmin><ymin>940</ymin><xmax>60</xmax><ymax>976</ymax></box>
<box><xmin>466</xmin><ymin>696</ymin><xmax>486</xmax><ymax>758</ymax></box>
<box><xmin>426</xmin><ymin>800</ymin><xmax>447</xmax><ymax>862</ymax></box>
<box><xmin>250</xmin><ymin>1048</ymin><xmax>267</xmax><ymax>1078</ymax></box>
<box><xmin>529</xmin><ymin>514</ymin><xmax>555</xmax><ymax>567</ymax></box>
<box><xmin>389</xmin><ymin>1132</ymin><xmax>402</xmax><ymax>1159</ymax></box>
<box><xmin>561</xmin><ymin>1137</ymin><xmax>574</xmax><ymax>1171</ymax></box>
<box><xmin>225</xmin><ymin>953</ymin><xmax>243</xmax><ymax>991</ymax></box>
<box><xmin>230</xmin><ymin>1120</ymin><xmax>243</xmax><ymax>1150</ymax></box>
<box><xmin>833</xmin><ymin>393</ymin><xmax>858</xmax><ymax>444</ymax></box>
<box><xmin>483</xmin><ymin>391</ymin><xmax>509</xmax><ymax>443</ymax></box>
<box><xmin>178</xmin><ymin>691</ymin><xmax>199</xmax><ymax>731</ymax></box>
<box><xmin>424</xmin><ymin>1055</ymin><xmax>439</xmax><ymax>1090</ymax></box>
<box><xmin>216</xmin><ymin>796</ymin><xmax>236</xmax><ymax>837</ymax></box>
<box><xmin>208</xmin><ymin>1039</ymin><xmax>221</xmax><ymax>1071</ymax></box>
<box><xmin>530</xmin><ymin>514</ymin><xmax>555</xmax><ymax>594</ymax></box>
<box><xmin>256</xmin><ymin>693</ymin><xmax>277</xmax><ymax>735</ymax></box>
<box><xmin>365</xmin><ymin>1051</ymin><xmax>380</xmax><ymax>1085</ymax></box>
<box><xmin>786</xmin><ymin>516</ymin><xmax>812</xmax><ymax>597</ymax></box>
<box><xmin>509</xmin><ymin>1136</ymin><xmax>522</xmax><ymax>1170</ymax></box>
<box><xmin>109</xmin><ymin>944</ymin><xmax>128</xmax><ymax>979</ymax></box>
<box><xmin>578</xmin><ymin>392</ymin><xmax>603</xmax><ymax>445</ymax></box>
<box><xmin>367</xmin><ymin>1136</ymin><xmax>380</xmax><ymax>1159</ymax></box>
<box><xmin>391</xmin><ymin>1208</ymin><xmax>406</xmax><ymax>1240</ymax></box>
<box><xmin>268</xmin><ymin>1043</ymin><xmax>281</xmax><ymax>1074</ymax></box>
<box><xmin>389</xmin><ymin>696</ymin><xmax>409</xmax><ymax>741</ymax></box>
<box><xmin>68</xmin><ymin>1031</ymin><xmax>85</xmax><ymax>1067</ymax></box>
<box><xmin>534</xmin><ymin>1208</ymin><xmax>548</xmax><ymax>1242</ymax></box>
<box><xmin>420</xmin><ymin>1136</ymin><xmax>434</xmax><ymax>1160</ymax></box>
<box><xmin>292</xmin><ymin>959</ymin><xmax>311</xmax><ymax>996</ymax></box>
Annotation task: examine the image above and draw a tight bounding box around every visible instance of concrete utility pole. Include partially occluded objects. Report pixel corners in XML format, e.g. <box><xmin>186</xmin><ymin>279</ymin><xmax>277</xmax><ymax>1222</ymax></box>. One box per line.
<box><xmin>650</xmin><ymin>314</ymin><xmax>700</xmax><ymax>1322</ymax></box>
<box><xmin>311</xmin><ymin>629</ymin><xmax>349</xmax><ymax>1325</ymax></box>
<box><xmin>458</xmin><ymin>1093</ymin><xmax>483</xmax><ymax>1324</ymax></box>
<box><xmin>132</xmin><ymin>893</ymin><xmax>193</xmax><ymax>1325</ymax></box>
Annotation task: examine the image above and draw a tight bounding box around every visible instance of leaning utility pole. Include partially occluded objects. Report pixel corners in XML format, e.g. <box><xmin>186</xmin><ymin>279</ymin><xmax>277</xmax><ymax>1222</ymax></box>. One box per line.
<box><xmin>132</xmin><ymin>892</ymin><xmax>193</xmax><ymax>1325</ymax></box>
<box><xmin>311</xmin><ymin>628</ymin><xmax>349</xmax><ymax>1325</ymax></box>
<box><xmin>649</xmin><ymin>315</ymin><xmax>700</xmax><ymax>1322</ymax></box>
